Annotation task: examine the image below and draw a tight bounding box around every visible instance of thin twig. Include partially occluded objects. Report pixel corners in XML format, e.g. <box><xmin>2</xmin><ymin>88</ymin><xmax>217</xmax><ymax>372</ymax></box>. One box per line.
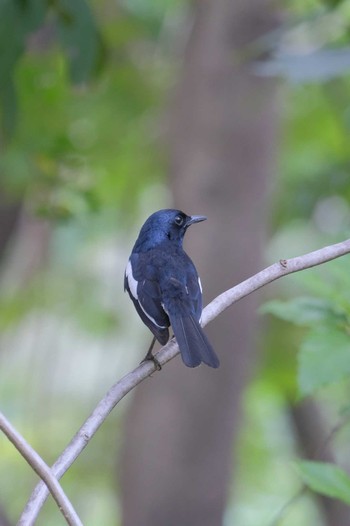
<box><xmin>203</xmin><ymin>238</ymin><xmax>350</xmax><ymax>326</ymax></box>
<box><xmin>19</xmin><ymin>238</ymin><xmax>350</xmax><ymax>525</ymax></box>
<box><xmin>0</xmin><ymin>412</ymin><xmax>83</xmax><ymax>526</ymax></box>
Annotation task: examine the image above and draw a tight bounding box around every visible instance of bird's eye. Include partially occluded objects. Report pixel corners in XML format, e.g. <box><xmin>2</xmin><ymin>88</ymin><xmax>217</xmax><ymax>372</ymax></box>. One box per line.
<box><xmin>174</xmin><ymin>215</ymin><xmax>184</xmax><ymax>226</ymax></box>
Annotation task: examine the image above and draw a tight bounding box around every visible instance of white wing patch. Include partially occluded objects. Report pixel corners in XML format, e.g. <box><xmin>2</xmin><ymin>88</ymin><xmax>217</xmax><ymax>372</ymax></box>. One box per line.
<box><xmin>198</xmin><ymin>277</ymin><xmax>203</xmax><ymax>322</ymax></box>
<box><xmin>126</xmin><ymin>259</ymin><xmax>167</xmax><ymax>329</ymax></box>
<box><xmin>140</xmin><ymin>302</ymin><xmax>167</xmax><ymax>329</ymax></box>
<box><xmin>125</xmin><ymin>260</ymin><xmax>138</xmax><ymax>300</ymax></box>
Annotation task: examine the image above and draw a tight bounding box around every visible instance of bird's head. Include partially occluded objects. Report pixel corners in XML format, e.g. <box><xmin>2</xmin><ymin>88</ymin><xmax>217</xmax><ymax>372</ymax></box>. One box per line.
<box><xmin>134</xmin><ymin>209</ymin><xmax>207</xmax><ymax>251</ymax></box>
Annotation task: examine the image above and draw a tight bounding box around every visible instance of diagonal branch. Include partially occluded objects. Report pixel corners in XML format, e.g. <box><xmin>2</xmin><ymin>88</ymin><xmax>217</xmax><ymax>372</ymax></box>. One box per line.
<box><xmin>19</xmin><ymin>238</ymin><xmax>350</xmax><ymax>525</ymax></box>
<box><xmin>0</xmin><ymin>412</ymin><xmax>83</xmax><ymax>526</ymax></box>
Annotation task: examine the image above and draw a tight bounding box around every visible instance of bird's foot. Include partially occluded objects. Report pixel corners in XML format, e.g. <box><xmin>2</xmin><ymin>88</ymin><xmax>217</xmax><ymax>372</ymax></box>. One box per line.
<box><xmin>140</xmin><ymin>354</ymin><xmax>162</xmax><ymax>371</ymax></box>
<box><xmin>140</xmin><ymin>336</ymin><xmax>161</xmax><ymax>370</ymax></box>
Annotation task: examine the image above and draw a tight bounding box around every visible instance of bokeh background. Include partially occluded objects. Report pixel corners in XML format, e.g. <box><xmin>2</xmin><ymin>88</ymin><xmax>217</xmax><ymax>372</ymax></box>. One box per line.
<box><xmin>1</xmin><ymin>0</ymin><xmax>350</xmax><ymax>525</ymax></box>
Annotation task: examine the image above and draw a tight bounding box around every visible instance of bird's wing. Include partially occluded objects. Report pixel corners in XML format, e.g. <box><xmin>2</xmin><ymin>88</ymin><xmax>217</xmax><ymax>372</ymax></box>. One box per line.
<box><xmin>125</xmin><ymin>253</ymin><xmax>169</xmax><ymax>343</ymax></box>
<box><xmin>185</xmin><ymin>265</ymin><xmax>203</xmax><ymax>320</ymax></box>
<box><xmin>165</xmin><ymin>252</ymin><xmax>202</xmax><ymax>319</ymax></box>
<box><xmin>156</xmin><ymin>252</ymin><xmax>219</xmax><ymax>368</ymax></box>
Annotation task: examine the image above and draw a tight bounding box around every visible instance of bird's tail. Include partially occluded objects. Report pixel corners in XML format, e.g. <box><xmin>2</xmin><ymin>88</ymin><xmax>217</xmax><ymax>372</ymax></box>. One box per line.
<box><xmin>169</xmin><ymin>314</ymin><xmax>219</xmax><ymax>368</ymax></box>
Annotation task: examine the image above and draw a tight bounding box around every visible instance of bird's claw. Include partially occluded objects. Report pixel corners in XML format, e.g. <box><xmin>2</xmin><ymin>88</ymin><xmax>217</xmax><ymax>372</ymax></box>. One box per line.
<box><xmin>140</xmin><ymin>354</ymin><xmax>162</xmax><ymax>371</ymax></box>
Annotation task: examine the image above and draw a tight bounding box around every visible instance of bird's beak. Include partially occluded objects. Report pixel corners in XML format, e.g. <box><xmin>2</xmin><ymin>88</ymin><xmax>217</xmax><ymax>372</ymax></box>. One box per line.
<box><xmin>187</xmin><ymin>215</ymin><xmax>207</xmax><ymax>226</ymax></box>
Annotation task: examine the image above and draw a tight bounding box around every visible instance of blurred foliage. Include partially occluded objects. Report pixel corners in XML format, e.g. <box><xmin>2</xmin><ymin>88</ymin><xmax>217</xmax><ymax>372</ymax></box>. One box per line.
<box><xmin>262</xmin><ymin>257</ymin><xmax>350</xmax><ymax>396</ymax></box>
<box><xmin>1</xmin><ymin>0</ymin><xmax>350</xmax><ymax>525</ymax></box>
<box><xmin>0</xmin><ymin>0</ymin><xmax>104</xmax><ymax>137</ymax></box>
<box><xmin>0</xmin><ymin>1</ymin><xmax>181</xmax><ymax>523</ymax></box>
<box><xmin>0</xmin><ymin>0</ymin><xmax>170</xmax><ymax>220</ymax></box>
<box><xmin>234</xmin><ymin>0</ymin><xmax>350</xmax><ymax>522</ymax></box>
<box><xmin>297</xmin><ymin>460</ymin><xmax>350</xmax><ymax>505</ymax></box>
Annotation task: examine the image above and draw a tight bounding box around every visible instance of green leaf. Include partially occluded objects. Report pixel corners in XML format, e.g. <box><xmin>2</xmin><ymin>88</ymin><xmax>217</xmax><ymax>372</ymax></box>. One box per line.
<box><xmin>298</xmin><ymin>327</ymin><xmax>350</xmax><ymax>396</ymax></box>
<box><xmin>260</xmin><ymin>297</ymin><xmax>339</xmax><ymax>326</ymax></box>
<box><xmin>297</xmin><ymin>460</ymin><xmax>350</xmax><ymax>505</ymax></box>
<box><xmin>0</xmin><ymin>0</ymin><xmax>47</xmax><ymax>136</ymax></box>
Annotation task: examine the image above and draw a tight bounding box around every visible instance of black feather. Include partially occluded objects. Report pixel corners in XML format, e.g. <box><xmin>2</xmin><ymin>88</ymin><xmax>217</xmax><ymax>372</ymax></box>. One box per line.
<box><xmin>169</xmin><ymin>314</ymin><xmax>219</xmax><ymax>368</ymax></box>
<box><xmin>124</xmin><ymin>209</ymin><xmax>220</xmax><ymax>368</ymax></box>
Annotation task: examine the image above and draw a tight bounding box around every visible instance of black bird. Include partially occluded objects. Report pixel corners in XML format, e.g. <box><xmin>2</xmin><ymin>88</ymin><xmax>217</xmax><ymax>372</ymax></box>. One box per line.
<box><xmin>124</xmin><ymin>209</ymin><xmax>219</xmax><ymax>368</ymax></box>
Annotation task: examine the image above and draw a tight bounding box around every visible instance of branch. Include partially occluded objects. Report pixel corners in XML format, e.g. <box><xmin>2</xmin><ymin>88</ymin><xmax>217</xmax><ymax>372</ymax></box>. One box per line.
<box><xmin>19</xmin><ymin>238</ymin><xmax>350</xmax><ymax>525</ymax></box>
<box><xmin>0</xmin><ymin>412</ymin><xmax>83</xmax><ymax>526</ymax></box>
<box><xmin>203</xmin><ymin>238</ymin><xmax>350</xmax><ymax>325</ymax></box>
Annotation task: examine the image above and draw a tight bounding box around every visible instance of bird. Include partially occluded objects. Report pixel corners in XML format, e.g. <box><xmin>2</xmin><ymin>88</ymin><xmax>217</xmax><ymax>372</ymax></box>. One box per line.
<box><xmin>124</xmin><ymin>209</ymin><xmax>219</xmax><ymax>369</ymax></box>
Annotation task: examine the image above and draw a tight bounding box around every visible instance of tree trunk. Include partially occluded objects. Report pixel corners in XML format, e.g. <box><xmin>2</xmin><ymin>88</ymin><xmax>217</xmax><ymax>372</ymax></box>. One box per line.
<box><xmin>120</xmin><ymin>0</ymin><xmax>279</xmax><ymax>524</ymax></box>
<box><xmin>0</xmin><ymin>507</ymin><xmax>12</xmax><ymax>526</ymax></box>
